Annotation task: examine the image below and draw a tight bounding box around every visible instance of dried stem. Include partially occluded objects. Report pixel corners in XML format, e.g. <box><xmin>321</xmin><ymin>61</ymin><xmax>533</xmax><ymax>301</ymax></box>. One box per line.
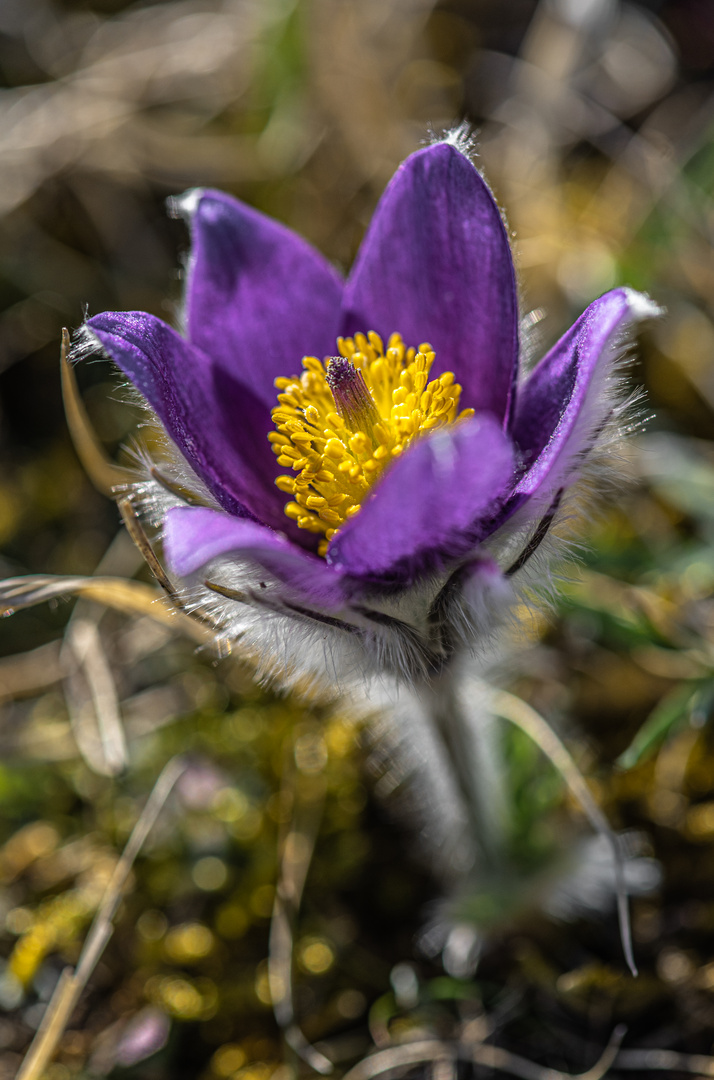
<box><xmin>15</xmin><ymin>756</ymin><xmax>187</xmax><ymax>1080</ymax></box>
<box><xmin>488</xmin><ymin>688</ymin><xmax>637</xmax><ymax>977</ymax></box>
<box><xmin>63</xmin><ymin>616</ymin><xmax>128</xmax><ymax>776</ymax></box>
<box><xmin>0</xmin><ymin>574</ymin><xmax>214</xmax><ymax>646</ymax></box>
<box><xmin>342</xmin><ymin>1023</ymin><xmax>625</xmax><ymax>1080</ymax></box>
<box><xmin>117</xmin><ymin>498</ymin><xmax>179</xmax><ymax>601</ymax></box>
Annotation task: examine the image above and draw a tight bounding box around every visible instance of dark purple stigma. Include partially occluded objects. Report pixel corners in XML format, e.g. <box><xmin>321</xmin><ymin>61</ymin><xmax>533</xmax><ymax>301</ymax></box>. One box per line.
<box><xmin>326</xmin><ymin>357</ymin><xmax>378</xmax><ymax>431</ymax></box>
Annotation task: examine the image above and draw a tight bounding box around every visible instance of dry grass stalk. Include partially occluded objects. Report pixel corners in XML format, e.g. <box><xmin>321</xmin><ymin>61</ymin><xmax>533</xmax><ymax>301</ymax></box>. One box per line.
<box><xmin>117</xmin><ymin>498</ymin><xmax>181</xmax><ymax>601</ymax></box>
<box><xmin>489</xmin><ymin>688</ymin><xmax>636</xmax><ymax>977</ymax></box>
<box><xmin>0</xmin><ymin>574</ymin><xmax>214</xmax><ymax>645</ymax></box>
<box><xmin>62</xmin><ymin>616</ymin><xmax>128</xmax><ymax>776</ymax></box>
<box><xmin>341</xmin><ymin>1023</ymin><xmax>625</xmax><ymax>1080</ymax></box>
<box><xmin>14</xmin><ymin>756</ymin><xmax>187</xmax><ymax>1080</ymax></box>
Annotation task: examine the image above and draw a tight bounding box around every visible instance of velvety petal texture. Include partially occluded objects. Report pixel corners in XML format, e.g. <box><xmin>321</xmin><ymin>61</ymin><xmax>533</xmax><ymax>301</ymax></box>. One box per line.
<box><xmin>179</xmin><ymin>189</ymin><xmax>344</xmax><ymax>408</ymax></box>
<box><xmin>164</xmin><ymin>507</ymin><xmax>347</xmax><ymax>609</ymax></box>
<box><xmin>511</xmin><ymin>287</ymin><xmax>660</xmax><ymax>499</ymax></box>
<box><xmin>340</xmin><ymin>143</ymin><xmax>519</xmax><ymax>424</ymax></box>
<box><xmin>327</xmin><ymin>416</ymin><xmax>515</xmax><ymax>580</ymax></box>
<box><xmin>88</xmin><ymin>311</ymin><xmax>261</xmax><ymax>520</ymax></box>
<box><xmin>88</xmin><ymin>311</ymin><xmax>319</xmax><ymax>536</ymax></box>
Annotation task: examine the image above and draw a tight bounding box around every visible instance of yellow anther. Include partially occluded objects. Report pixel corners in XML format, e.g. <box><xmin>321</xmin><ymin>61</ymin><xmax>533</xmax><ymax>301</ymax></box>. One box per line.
<box><xmin>302</xmin><ymin>356</ymin><xmax>323</xmax><ymax>373</ymax></box>
<box><xmin>272</xmin><ymin>408</ymin><xmax>298</xmax><ymax>424</ymax></box>
<box><xmin>271</xmin><ymin>331</ymin><xmax>471</xmax><ymax>554</ymax></box>
<box><xmin>325</xmin><ymin>439</ymin><xmax>346</xmax><ymax>460</ymax></box>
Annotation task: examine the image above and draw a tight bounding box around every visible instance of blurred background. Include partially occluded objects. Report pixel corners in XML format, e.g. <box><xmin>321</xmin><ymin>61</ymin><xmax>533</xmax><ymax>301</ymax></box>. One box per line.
<box><xmin>2</xmin><ymin>0</ymin><xmax>714</xmax><ymax>1076</ymax></box>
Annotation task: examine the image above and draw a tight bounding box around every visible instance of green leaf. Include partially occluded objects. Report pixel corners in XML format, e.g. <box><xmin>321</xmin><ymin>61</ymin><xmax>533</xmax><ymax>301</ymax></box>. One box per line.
<box><xmin>616</xmin><ymin>682</ymin><xmax>704</xmax><ymax>769</ymax></box>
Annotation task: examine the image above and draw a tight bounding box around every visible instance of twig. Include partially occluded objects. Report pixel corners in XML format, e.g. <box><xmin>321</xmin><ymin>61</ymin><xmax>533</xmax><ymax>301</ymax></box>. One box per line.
<box><xmin>14</xmin><ymin>756</ymin><xmax>187</xmax><ymax>1080</ymax></box>
<box><xmin>488</xmin><ymin>688</ymin><xmax>637</xmax><ymax>978</ymax></box>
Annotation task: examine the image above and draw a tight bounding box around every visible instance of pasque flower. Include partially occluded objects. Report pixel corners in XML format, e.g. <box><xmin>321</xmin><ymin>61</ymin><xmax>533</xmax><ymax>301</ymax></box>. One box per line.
<box><xmin>82</xmin><ymin>131</ymin><xmax>658</xmax><ymax>688</ymax></box>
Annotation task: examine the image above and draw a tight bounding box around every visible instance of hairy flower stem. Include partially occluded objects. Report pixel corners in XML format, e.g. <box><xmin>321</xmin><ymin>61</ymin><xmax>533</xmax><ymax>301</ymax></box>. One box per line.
<box><xmin>424</xmin><ymin>666</ymin><xmax>509</xmax><ymax>869</ymax></box>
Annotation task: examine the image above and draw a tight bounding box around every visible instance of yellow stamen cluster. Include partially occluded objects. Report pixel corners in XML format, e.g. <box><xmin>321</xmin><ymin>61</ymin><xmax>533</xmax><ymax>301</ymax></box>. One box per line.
<box><xmin>269</xmin><ymin>331</ymin><xmax>475</xmax><ymax>556</ymax></box>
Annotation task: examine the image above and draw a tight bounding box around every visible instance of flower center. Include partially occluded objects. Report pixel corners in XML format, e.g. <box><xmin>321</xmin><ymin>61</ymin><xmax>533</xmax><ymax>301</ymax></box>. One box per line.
<box><xmin>269</xmin><ymin>331</ymin><xmax>474</xmax><ymax>556</ymax></box>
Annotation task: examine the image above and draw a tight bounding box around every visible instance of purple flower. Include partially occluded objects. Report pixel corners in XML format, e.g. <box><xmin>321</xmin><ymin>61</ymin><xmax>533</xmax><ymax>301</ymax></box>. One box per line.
<box><xmin>82</xmin><ymin>132</ymin><xmax>658</xmax><ymax>685</ymax></box>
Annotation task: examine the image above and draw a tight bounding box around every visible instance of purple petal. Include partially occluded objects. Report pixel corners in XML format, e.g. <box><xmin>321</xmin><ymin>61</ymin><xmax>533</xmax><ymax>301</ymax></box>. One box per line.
<box><xmin>511</xmin><ymin>288</ymin><xmax>660</xmax><ymax>499</ymax></box>
<box><xmin>179</xmin><ymin>189</ymin><xmax>344</xmax><ymax>406</ymax></box>
<box><xmin>326</xmin><ymin>416</ymin><xmax>515</xmax><ymax>580</ymax></box>
<box><xmin>340</xmin><ymin>143</ymin><xmax>518</xmax><ymax>424</ymax></box>
<box><xmin>87</xmin><ymin>311</ymin><xmax>287</xmax><ymax>529</ymax></box>
<box><xmin>164</xmin><ymin>507</ymin><xmax>347</xmax><ymax>609</ymax></box>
